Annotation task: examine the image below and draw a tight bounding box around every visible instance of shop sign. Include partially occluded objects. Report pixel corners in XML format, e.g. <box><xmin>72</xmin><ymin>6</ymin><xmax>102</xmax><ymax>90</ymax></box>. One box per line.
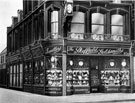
<box><xmin>67</xmin><ymin>46</ymin><xmax>129</xmax><ymax>55</ymax></box>
<box><xmin>45</xmin><ymin>46</ymin><xmax>62</xmax><ymax>54</ymax></box>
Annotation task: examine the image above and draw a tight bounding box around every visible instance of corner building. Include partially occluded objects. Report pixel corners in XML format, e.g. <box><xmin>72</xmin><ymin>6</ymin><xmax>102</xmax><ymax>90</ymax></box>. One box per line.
<box><xmin>7</xmin><ymin>0</ymin><xmax>135</xmax><ymax>96</ymax></box>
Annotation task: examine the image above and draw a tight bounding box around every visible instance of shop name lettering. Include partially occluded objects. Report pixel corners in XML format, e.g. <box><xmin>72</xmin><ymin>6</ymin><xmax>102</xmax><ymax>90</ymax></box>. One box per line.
<box><xmin>68</xmin><ymin>47</ymin><xmax>128</xmax><ymax>55</ymax></box>
<box><xmin>46</xmin><ymin>46</ymin><xmax>61</xmax><ymax>54</ymax></box>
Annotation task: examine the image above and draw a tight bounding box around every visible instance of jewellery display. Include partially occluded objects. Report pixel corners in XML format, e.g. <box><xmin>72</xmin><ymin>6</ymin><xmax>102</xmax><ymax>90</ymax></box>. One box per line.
<box><xmin>46</xmin><ymin>70</ymin><xmax>62</xmax><ymax>87</ymax></box>
<box><xmin>46</xmin><ymin>56</ymin><xmax>62</xmax><ymax>87</ymax></box>
<box><xmin>101</xmin><ymin>70</ymin><xmax>129</xmax><ymax>86</ymax></box>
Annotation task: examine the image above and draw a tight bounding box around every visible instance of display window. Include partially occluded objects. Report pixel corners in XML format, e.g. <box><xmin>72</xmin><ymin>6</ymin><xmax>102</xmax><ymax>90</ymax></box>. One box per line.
<box><xmin>67</xmin><ymin>57</ymin><xmax>89</xmax><ymax>87</ymax></box>
<box><xmin>46</xmin><ymin>56</ymin><xmax>62</xmax><ymax>87</ymax></box>
<box><xmin>24</xmin><ymin>62</ymin><xmax>33</xmax><ymax>84</ymax></box>
<box><xmin>101</xmin><ymin>58</ymin><xmax>130</xmax><ymax>87</ymax></box>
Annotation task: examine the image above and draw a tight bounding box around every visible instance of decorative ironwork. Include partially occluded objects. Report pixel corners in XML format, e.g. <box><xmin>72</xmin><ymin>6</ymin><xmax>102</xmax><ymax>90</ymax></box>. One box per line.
<box><xmin>67</xmin><ymin>33</ymin><xmax>130</xmax><ymax>42</ymax></box>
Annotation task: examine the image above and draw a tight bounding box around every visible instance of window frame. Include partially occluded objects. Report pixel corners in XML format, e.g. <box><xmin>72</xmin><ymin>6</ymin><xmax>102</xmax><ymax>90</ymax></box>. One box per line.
<box><xmin>110</xmin><ymin>8</ymin><xmax>129</xmax><ymax>41</ymax></box>
<box><xmin>89</xmin><ymin>6</ymin><xmax>109</xmax><ymax>41</ymax></box>
<box><xmin>68</xmin><ymin>5</ymin><xmax>88</xmax><ymax>40</ymax></box>
<box><xmin>46</xmin><ymin>4</ymin><xmax>61</xmax><ymax>39</ymax></box>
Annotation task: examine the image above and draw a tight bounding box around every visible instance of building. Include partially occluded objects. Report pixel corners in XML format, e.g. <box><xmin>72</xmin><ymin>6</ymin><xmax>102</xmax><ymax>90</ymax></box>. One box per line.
<box><xmin>6</xmin><ymin>0</ymin><xmax>135</xmax><ymax>96</ymax></box>
<box><xmin>0</xmin><ymin>48</ymin><xmax>7</xmax><ymax>87</ymax></box>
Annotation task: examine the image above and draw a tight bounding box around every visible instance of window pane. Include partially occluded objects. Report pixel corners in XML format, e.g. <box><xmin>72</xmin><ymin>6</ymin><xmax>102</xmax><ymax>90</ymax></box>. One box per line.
<box><xmin>51</xmin><ymin>11</ymin><xmax>58</xmax><ymax>22</ymax></box>
<box><xmin>92</xmin><ymin>13</ymin><xmax>104</xmax><ymax>24</ymax></box>
<box><xmin>111</xmin><ymin>26</ymin><xmax>123</xmax><ymax>35</ymax></box>
<box><xmin>72</xmin><ymin>12</ymin><xmax>85</xmax><ymax>23</ymax></box>
<box><xmin>111</xmin><ymin>14</ymin><xmax>123</xmax><ymax>25</ymax></box>
<box><xmin>92</xmin><ymin>25</ymin><xmax>104</xmax><ymax>34</ymax></box>
<box><xmin>71</xmin><ymin>24</ymin><xmax>84</xmax><ymax>33</ymax></box>
<box><xmin>51</xmin><ymin>22</ymin><xmax>58</xmax><ymax>33</ymax></box>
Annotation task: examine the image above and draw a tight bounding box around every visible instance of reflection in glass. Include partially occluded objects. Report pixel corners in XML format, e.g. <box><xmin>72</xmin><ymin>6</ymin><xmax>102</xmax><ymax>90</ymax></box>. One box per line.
<box><xmin>72</xmin><ymin>12</ymin><xmax>85</xmax><ymax>23</ymax></box>
<box><xmin>111</xmin><ymin>26</ymin><xmax>123</xmax><ymax>35</ymax></box>
<box><xmin>70</xmin><ymin>12</ymin><xmax>85</xmax><ymax>35</ymax></box>
<box><xmin>51</xmin><ymin>11</ymin><xmax>58</xmax><ymax>39</ymax></box>
<box><xmin>92</xmin><ymin>13</ymin><xmax>104</xmax><ymax>24</ymax></box>
<box><xmin>92</xmin><ymin>25</ymin><xmax>104</xmax><ymax>34</ymax></box>
<box><xmin>71</xmin><ymin>24</ymin><xmax>84</xmax><ymax>33</ymax></box>
<box><xmin>111</xmin><ymin>14</ymin><xmax>123</xmax><ymax>25</ymax></box>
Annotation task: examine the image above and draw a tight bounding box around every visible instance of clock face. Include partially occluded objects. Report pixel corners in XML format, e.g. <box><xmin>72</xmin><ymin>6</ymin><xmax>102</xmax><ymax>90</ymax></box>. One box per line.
<box><xmin>69</xmin><ymin>60</ymin><xmax>73</xmax><ymax>66</ymax></box>
<box><xmin>110</xmin><ymin>61</ymin><xmax>115</xmax><ymax>67</ymax></box>
<box><xmin>67</xmin><ymin>4</ymin><xmax>72</xmax><ymax>13</ymax></box>
<box><xmin>41</xmin><ymin>61</ymin><xmax>43</xmax><ymax>66</ymax></box>
<box><xmin>79</xmin><ymin>61</ymin><xmax>83</xmax><ymax>66</ymax></box>
<box><xmin>121</xmin><ymin>61</ymin><xmax>126</xmax><ymax>67</ymax></box>
<box><xmin>51</xmin><ymin>56</ymin><xmax>55</xmax><ymax>62</ymax></box>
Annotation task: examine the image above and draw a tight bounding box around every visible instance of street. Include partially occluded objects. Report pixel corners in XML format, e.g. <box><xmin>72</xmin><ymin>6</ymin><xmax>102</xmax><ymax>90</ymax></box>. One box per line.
<box><xmin>0</xmin><ymin>88</ymin><xmax>135</xmax><ymax>103</ymax></box>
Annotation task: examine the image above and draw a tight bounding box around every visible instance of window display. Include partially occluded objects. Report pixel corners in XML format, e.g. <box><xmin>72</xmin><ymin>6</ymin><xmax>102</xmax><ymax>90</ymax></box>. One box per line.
<box><xmin>72</xmin><ymin>70</ymin><xmax>89</xmax><ymax>86</ymax></box>
<box><xmin>101</xmin><ymin>58</ymin><xmax>130</xmax><ymax>87</ymax></box>
<box><xmin>67</xmin><ymin>58</ymin><xmax>89</xmax><ymax>87</ymax></box>
<box><xmin>46</xmin><ymin>56</ymin><xmax>62</xmax><ymax>87</ymax></box>
<box><xmin>120</xmin><ymin>70</ymin><xmax>129</xmax><ymax>86</ymax></box>
<box><xmin>101</xmin><ymin>70</ymin><xmax>120</xmax><ymax>86</ymax></box>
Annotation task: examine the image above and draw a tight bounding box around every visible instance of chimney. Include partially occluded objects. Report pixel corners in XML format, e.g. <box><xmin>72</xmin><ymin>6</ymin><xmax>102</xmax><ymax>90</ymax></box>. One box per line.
<box><xmin>17</xmin><ymin>9</ymin><xmax>23</xmax><ymax>22</ymax></box>
<box><xmin>7</xmin><ymin>27</ymin><xmax>12</xmax><ymax>33</ymax></box>
<box><xmin>12</xmin><ymin>16</ymin><xmax>18</xmax><ymax>27</ymax></box>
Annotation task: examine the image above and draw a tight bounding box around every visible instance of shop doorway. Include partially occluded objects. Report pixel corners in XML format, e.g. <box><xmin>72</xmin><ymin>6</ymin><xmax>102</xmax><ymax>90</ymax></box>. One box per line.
<box><xmin>89</xmin><ymin>57</ymin><xmax>101</xmax><ymax>93</ymax></box>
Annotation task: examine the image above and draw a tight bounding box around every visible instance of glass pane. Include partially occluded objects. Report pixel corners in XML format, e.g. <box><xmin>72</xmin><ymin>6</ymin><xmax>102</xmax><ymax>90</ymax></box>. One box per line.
<box><xmin>20</xmin><ymin>64</ymin><xmax>23</xmax><ymax>73</ymax></box>
<box><xmin>92</xmin><ymin>25</ymin><xmax>104</xmax><ymax>34</ymax></box>
<box><xmin>10</xmin><ymin>74</ymin><xmax>12</xmax><ymax>86</ymax></box>
<box><xmin>111</xmin><ymin>14</ymin><xmax>123</xmax><ymax>25</ymax></box>
<box><xmin>20</xmin><ymin>73</ymin><xmax>22</xmax><ymax>87</ymax></box>
<box><xmin>71</xmin><ymin>24</ymin><xmax>84</xmax><ymax>33</ymax></box>
<box><xmin>51</xmin><ymin>22</ymin><xmax>58</xmax><ymax>33</ymax></box>
<box><xmin>51</xmin><ymin>11</ymin><xmax>58</xmax><ymax>22</ymax></box>
<box><xmin>72</xmin><ymin>12</ymin><xmax>85</xmax><ymax>23</ymax></box>
<box><xmin>111</xmin><ymin>26</ymin><xmax>123</xmax><ymax>35</ymax></box>
<box><xmin>92</xmin><ymin>13</ymin><xmax>104</xmax><ymax>24</ymax></box>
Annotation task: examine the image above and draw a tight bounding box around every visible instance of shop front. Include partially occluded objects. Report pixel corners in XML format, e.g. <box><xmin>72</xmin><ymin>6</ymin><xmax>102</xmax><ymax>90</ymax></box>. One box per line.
<box><xmin>67</xmin><ymin>46</ymin><xmax>131</xmax><ymax>94</ymax></box>
<box><xmin>44</xmin><ymin>42</ymin><xmax>132</xmax><ymax>96</ymax></box>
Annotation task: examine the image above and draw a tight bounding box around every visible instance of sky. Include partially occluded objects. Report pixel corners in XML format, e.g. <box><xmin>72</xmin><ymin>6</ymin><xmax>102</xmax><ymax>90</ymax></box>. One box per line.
<box><xmin>0</xmin><ymin>0</ymin><xmax>22</xmax><ymax>53</ymax></box>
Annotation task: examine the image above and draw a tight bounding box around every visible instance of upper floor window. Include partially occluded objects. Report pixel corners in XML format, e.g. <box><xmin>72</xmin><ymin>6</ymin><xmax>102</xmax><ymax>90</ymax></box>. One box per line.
<box><xmin>110</xmin><ymin>8</ymin><xmax>129</xmax><ymax>42</ymax></box>
<box><xmin>47</xmin><ymin>5</ymin><xmax>61</xmax><ymax>40</ymax></box>
<box><xmin>51</xmin><ymin>11</ymin><xmax>59</xmax><ymax>39</ymax></box>
<box><xmin>111</xmin><ymin>14</ymin><xmax>124</xmax><ymax>41</ymax></box>
<box><xmin>91</xmin><ymin>13</ymin><xmax>105</xmax><ymax>41</ymax></box>
<box><xmin>70</xmin><ymin>12</ymin><xmax>85</xmax><ymax>40</ymax></box>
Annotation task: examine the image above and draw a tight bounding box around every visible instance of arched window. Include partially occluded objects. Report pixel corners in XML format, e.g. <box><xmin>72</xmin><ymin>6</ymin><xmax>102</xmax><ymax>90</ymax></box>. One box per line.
<box><xmin>111</xmin><ymin>14</ymin><xmax>124</xmax><ymax>41</ymax></box>
<box><xmin>47</xmin><ymin>5</ymin><xmax>61</xmax><ymax>39</ymax></box>
<box><xmin>89</xmin><ymin>7</ymin><xmax>108</xmax><ymax>41</ymax></box>
<box><xmin>110</xmin><ymin>8</ymin><xmax>129</xmax><ymax>41</ymax></box>
<box><xmin>51</xmin><ymin>11</ymin><xmax>59</xmax><ymax>39</ymax></box>
<box><xmin>69</xmin><ymin>5</ymin><xmax>88</xmax><ymax>40</ymax></box>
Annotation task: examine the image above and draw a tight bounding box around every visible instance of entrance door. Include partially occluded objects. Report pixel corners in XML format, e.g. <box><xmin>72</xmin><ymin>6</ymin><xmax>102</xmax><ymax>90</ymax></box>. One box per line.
<box><xmin>90</xmin><ymin>57</ymin><xmax>100</xmax><ymax>93</ymax></box>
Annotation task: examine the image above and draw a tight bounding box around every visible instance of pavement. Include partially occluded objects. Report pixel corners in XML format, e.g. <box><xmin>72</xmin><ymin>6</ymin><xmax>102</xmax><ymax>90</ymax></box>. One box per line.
<box><xmin>0</xmin><ymin>88</ymin><xmax>135</xmax><ymax>103</ymax></box>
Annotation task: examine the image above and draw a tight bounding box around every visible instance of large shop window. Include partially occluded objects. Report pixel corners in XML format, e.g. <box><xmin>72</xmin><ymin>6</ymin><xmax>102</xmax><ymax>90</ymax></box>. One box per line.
<box><xmin>9</xmin><ymin>64</ymin><xmax>23</xmax><ymax>88</ymax></box>
<box><xmin>46</xmin><ymin>56</ymin><xmax>62</xmax><ymax>87</ymax></box>
<box><xmin>33</xmin><ymin>60</ymin><xmax>44</xmax><ymax>85</ymax></box>
<box><xmin>111</xmin><ymin>14</ymin><xmax>124</xmax><ymax>41</ymax></box>
<box><xmin>69</xmin><ymin>12</ymin><xmax>85</xmax><ymax>40</ymax></box>
<box><xmin>50</xmin><ymin>11</ymin><xmax>59</xmax><ymax>39</ymax></box>
<box><xmin>24</xmin><ymin>62</ymin><xmax>33</xmax><ymax>84</ymax></box>
<box><xmin>91</xmin><ymin>13</ymin><xmax>104</xmax><ymax>41</ymax></box>
<box><xmin>101</xmin><ymin>58</ymin><xmax>130</xmax><ymax>88</ymax></box>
